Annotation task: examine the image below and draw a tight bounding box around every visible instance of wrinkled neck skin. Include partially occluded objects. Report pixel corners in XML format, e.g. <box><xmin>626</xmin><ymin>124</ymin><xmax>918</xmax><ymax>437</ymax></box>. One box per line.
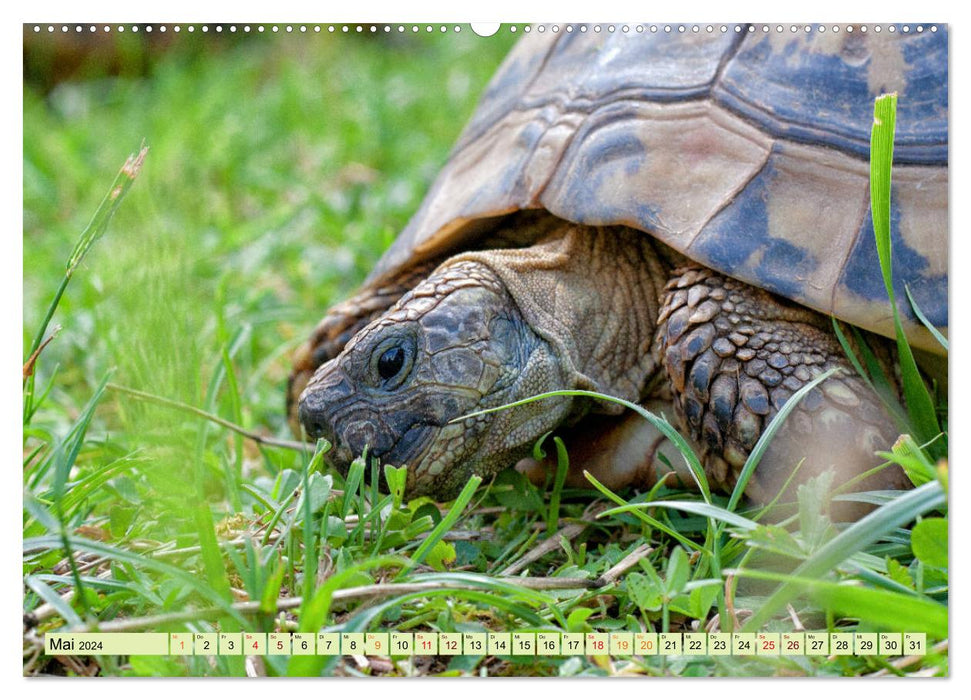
<box><xmin>453</xmin><ymin>222</ymin><xmax>668</xmax><ymax>411</ymax></box>
<box><xmin>299</xmin><ymin>220</ymin><xmax>669</xmax><ymax>501</ymax></box>
<box><xmin>409</xmin><ymin>221</ymin><xmax>669</xmax><ymax>497</ymax></box>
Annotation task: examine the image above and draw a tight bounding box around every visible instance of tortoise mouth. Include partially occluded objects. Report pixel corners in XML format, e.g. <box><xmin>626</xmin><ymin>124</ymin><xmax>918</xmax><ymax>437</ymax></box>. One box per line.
<box><xmin>297</xmin><ymin>362</ymin><xmax>460</xmax><ymax>495</ymax></box>
<box><xmin>301</xmin><ymin>403</ymin><xmax>439</xmax><ymax>478</ymax></box>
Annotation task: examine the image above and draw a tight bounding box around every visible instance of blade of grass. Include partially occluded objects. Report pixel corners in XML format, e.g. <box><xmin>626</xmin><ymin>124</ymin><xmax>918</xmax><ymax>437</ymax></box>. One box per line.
<box><xmin>547</xmin><ymin>436</ymin><xmax>569</xmax><ymax>537</ymax></box>
<box><xmin>401</xmin><ymin>475</ymin><xmax>482</xmax><ymax>575</ymax></box>
<box><xmin>24</xmin><ymin>575</ymin><xmax>85</xmax><ymax>628</ymax></box>
<box><xmin>24</xmin><ymin>535</ymin><xmax>250</xmax><ymax>629</ymax></box>
<box><xmin>832</xmin><ymin>320</ymin><xmax>910</xmax><ymax>432</ymax></box>
<box><xmin>105</xmin><ymin>383</ymin><xmax>306</xmax><ymax>451</ymax></box>
<box><xmin>27</xmin><ymin>146</ymin><xmax>148</xmax><ymax>361</ymax></box>
<box><xmin>189</xmin><ymin>364</ymin><xmax>234</xmax><ymax>605</ymax></box>
<box><xmin>341</xmin><ymin>456</ymin><xmax>366</xmax><ymax>520</ymax></box>
<box><xmin>48</xmin><ymin>373</ymin><xmax>111</xmax><ymax>507</ymax></box>
<box><xmin>258</xmin><ymin>486</ymin><xmax>299</xmax><ymax>548</ymax></box>
<box><xmin>301</xmin><ymin>442</ymin><xmax>329</xmax><ymax>604</ymax></box>
<box><xmin>199</xmin><ymin>323</ymin><xmax>251</xmax><ymax>513</ymax></box>
<box><xmin>341</xmin><ymin>589</ymin><xmax>554</xmax><ymax>635</ymax></box>
<box><xmin>218</xmin><ymin>323</ymin><xmax>252</xmax><ymax>512</ymax></box>
<box><xmin>455</xmin><ymin>389</ymin><xmax>710</xmax><ymax>503</ymax></box>
<box><xmin>604</xmin><ymin>500</ymin><xmax>759</xmax><ymax>532</ymax></box>
<box><xmin>24</xmin><ymin>363</ymin><xmax>60</xmax><ymax>428</ymax></box>
<box><xmin>727</xmin><ymin>367</ymin><xmax>838</xmax><ymax>512</ymax></box>
<box><xmin>585</xmin><ymin>471</ymin><xmax>708</xmax><ymax>554</ymax></box>
<box><xmin>420</xmin><ymin>571</ymin><xmax>570</xmax><ymax>617</ymax></box>
<box><xmin>742</xmin><ymin>480</ymin><xmax>945</xmax><ymax>631</ymax></box>
<box><xmin>25</xmin><ymin>453</ymin><xmax>147</xmax><ymax>533</ymax></box>
<box><xmin>731</xmin><ymin>568</ymin><xmax>946</xmax><ymax>638</ymax></box>
<box><xmin>40</xmin><ymin>373</ymin><xmax>112</xmax><ymax>620</ymax></box>
<box><xmin>905</xmin><ymin>285</ymin><xmax>948</xmax><ymax>351</ymax></box>
<box><xmin>869</xmin><ymin>93</ymin><xmax>940</xmax><ymax>447</ymax></box>
<box><xmin>22</xmin><ymin>491</ymin><xmax>62</xmax><ymax>540</ymax></box>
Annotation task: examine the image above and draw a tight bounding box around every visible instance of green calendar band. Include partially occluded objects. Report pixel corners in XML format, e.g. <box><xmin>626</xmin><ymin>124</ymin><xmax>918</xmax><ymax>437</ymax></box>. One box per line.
<box><xmin>44</xmin><ymin>631</ymin><xmax>927</xmax><ymax>658</ymax></box>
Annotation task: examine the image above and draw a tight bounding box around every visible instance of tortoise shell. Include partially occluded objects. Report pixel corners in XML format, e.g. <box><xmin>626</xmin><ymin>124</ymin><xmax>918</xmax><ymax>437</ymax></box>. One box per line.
<box><xmin>367</xmin><ymin>24</ymin><xmax>948</xmax><ymax>352</ymax></box>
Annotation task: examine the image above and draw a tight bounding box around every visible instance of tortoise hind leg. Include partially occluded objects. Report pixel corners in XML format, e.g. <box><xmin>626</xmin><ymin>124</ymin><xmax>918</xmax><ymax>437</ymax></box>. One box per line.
<box><xmin>287</xmin><ymin>257</ymin><xmax>444</xmax><ymax>431</ymax></box>
<box><xmin>654</xmin><ymin>265</ymin><xmax>910</xmax><ymax>506</ymax></box>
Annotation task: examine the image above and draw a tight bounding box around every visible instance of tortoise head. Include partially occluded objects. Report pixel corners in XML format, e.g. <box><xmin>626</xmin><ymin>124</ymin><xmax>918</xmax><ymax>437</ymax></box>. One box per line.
<box><xmin>297</xmin><ymin>259</ymin><xmax>572</xmax><ymax>500</ymax></box>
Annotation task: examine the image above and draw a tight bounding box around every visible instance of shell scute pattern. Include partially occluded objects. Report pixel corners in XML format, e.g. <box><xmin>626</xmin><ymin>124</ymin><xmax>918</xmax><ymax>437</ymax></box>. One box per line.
<box><xmin>369</xmin><ymin>26</ymin><xmax>946</xmax><ymax>352</ymax></box>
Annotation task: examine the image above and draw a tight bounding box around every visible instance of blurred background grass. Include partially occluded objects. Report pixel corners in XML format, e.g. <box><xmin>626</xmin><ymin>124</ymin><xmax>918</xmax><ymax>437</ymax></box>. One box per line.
<box><xmin>23</xmin><ymin>26</ymin><xmax>517</xmax><ymax>604</ymax></box>
<box><xmin>24</xmin><ymin>25</ymin><xmax>517</xmax><ymax>504</ymax></box>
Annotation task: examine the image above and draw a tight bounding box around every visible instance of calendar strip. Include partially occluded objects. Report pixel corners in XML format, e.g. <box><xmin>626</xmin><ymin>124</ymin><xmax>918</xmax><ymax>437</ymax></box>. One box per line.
<box><xmin>45</xmin><ymin>631</ymin><xmax>927</xmax><ymax>657</ymax></box>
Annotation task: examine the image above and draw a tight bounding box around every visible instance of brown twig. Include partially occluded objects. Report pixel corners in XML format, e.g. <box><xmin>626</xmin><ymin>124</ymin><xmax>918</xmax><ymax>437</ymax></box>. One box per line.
<box><xmin>106</xmin><ymin>382</ymin><xmax>309</xmax><ymax>451</ymax></box>
<box><xmin>725</xmin><ymin>572</ymin><xmax>740</xmax><ymax>630</ymax></box>
<box><xmin>499</xmin><ymin>523</ymin><xmax>587</xmax><ymax>577</ymax></box>
<box><xmin>864</xmin><ymin>640</ymin><xmax>949</xmax><ymax>677</ymax></box>
<box><xmin>245</xmin><ymin>655</ymin><xmax>266</xmax><ymax>677</ymax></box>
<box><xmin>499</xmin><ymin>502</ymin><xmax>605</xmax><ymax>577</ymax></box>
<box><xmin>786</xmin><ymin>603</ymin><xmax>805</xmax><ymax>631</ymax></box>
<box><xmin>505</xmin><ymin>577</ymin><xmax>599</xmax><ymax>591</ymax></box>
<box><xmin>25</xmin><ymin>569</ymin><xmax>115</xmax><ymax>628</ymax></box>
<box><xmin>23</xmin><ymin>576</ymin><xmax>602</xmax><ymax>640</ymax></box>
<box><xmin>599</xmin><ymin>543</ymin><xmax>655</xmax><ymax>585</ymax></box>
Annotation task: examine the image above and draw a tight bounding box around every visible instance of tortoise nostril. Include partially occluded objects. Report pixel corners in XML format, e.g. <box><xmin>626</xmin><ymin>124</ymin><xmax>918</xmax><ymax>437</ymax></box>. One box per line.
<box><xmin>298</xmin><ymin>402</ymin><xmax>332</xmax><ymax>443</ymax></box>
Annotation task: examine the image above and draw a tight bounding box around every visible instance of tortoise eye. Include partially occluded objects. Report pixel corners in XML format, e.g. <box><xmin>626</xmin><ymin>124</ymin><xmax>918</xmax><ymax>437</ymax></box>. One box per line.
<box><xmin>377</xmin><ymin>345</ymin><xmax>406</xmax><ymax>380</ymax></box>
<box><xmin>368</xmin><ymin>333</ymin><xmax>415</xmax><ymax>390</ymax></box>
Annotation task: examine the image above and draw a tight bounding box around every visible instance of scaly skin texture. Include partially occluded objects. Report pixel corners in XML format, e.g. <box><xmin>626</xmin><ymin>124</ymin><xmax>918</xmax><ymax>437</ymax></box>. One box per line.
<box><xmin>296</xmin><ymin>218</ymin><xmax>908</xmax><ymax>503</ymax></box>
<box><xmin>654</xmin><ymin>266</ymin><xmax>910</xmax><ymax>502</ymax></box>
<box><xmin>287</xmin><ymin>213</ymin><xmax>568</xmax><ymax>431</ymax></box>
<box><xmin>298</xmin><ymin>220</ymin><xmax>668</xmax><ymax>500</ymax></box>
<box><xmin>288</xmin><ymin>257</ymin><xmax>445</xmax><ymax>434</ymax></box>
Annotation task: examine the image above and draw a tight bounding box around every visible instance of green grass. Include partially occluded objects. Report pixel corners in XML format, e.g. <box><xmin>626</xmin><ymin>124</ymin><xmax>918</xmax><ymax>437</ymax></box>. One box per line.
<box><xmin>23</xmin><ymin>30</ymin><xmax>947</xmax><ymax>678</ymax></box>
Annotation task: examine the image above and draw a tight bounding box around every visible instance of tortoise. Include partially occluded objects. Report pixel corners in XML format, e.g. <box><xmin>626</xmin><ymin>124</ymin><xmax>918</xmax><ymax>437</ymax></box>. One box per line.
<box><xmin>288</xmin><ymin>25</ymin><xmax>948</xmax><ymax>506</ymax></box>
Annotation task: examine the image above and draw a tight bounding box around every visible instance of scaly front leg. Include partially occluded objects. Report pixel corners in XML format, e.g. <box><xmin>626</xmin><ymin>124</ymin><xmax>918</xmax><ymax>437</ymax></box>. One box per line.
<box><xmin>654</xmin><ymin>265</ymin><xmax>910</xmax><ymax>504</ymax></box>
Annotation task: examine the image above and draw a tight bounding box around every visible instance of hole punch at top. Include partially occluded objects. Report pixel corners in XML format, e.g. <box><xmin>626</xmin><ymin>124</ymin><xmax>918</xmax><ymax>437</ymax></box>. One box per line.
<box><xmin>470</xmin><ymin>23</ymin><xmax>501</xmax><ymax>37</ymax></box>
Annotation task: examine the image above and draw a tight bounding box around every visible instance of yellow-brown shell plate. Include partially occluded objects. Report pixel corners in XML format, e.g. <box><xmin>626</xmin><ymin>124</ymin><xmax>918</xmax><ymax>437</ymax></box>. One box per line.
<box><xmin>368</xmin><ymin>26</ymin><xmax>948</xmax><ymax>353</ymax></box>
